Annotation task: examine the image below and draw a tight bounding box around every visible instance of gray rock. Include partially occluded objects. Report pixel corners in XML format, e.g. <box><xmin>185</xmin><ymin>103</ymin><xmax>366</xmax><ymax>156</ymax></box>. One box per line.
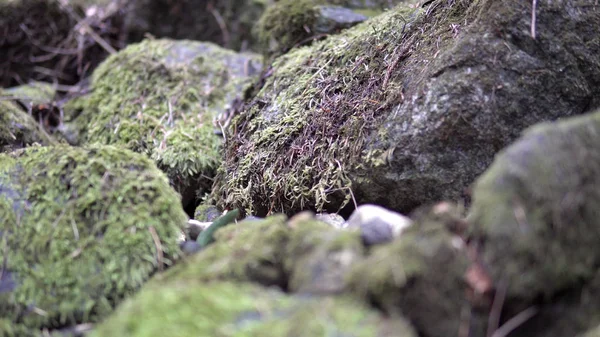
<box><xmin>313</xmin><ymin>6</ymin><xmax>367</xmax><ymax>34</ymax></box>
<box><xmin>469</xmin><ymin>109</ymin><xmax>600</xmax><ymax>303</ymax></box>
<box><xmin>346</xmin><ymin>204</ymin><xmax>412</xmax><ymax>245</ymax></box>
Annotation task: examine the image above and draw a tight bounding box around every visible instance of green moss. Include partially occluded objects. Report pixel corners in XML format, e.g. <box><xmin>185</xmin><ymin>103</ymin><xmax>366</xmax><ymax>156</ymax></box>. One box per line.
<box><xmin>0</xmin><ymin>144</ymin><xmax>187</xmax><ymax>329</ymax></box>
<box><xmin>91</xmin><ymin>280</ymin><xmax>415</xmax><ymax>337</ymax></box>
<box><xmin>160</xmin><ymin>215</ymin><xmax>291</xmax><ymax>288</ymax></box>
<box><xmin>0</xmin><ymin>88</ymin><xmax>55</xmax><ymax>153</ymax></box>
<box><xmin>65</xmin><ymin>39</ymin><xmax>262</xmax><ymax>206</ymax></box>
<box><xmin>469</xmin><ymin>110</ymin><xmax>600</xmax><ymax>302</ymax></box>
<box><xmin>215</xmin><ymin>3</ymin><xmax>423</xmax><ymax>215</ymax></box>
<box><xmin>0</xmin><ymin>319</ymin><xmax>39</xmax><ymax>337</ymax></box>
<box><xmin>284</xmin><ymin>219</ymin><xmax>364</xmax><ymax>293</ymax></box>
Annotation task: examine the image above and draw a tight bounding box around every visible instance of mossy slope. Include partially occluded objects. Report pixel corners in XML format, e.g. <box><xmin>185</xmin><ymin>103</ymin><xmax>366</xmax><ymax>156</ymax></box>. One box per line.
<box><xmin>66</xmin><ymin>39</ymin><xmax>262</xmax><ymax>207</ymax></box>
<box><xmin>214</xmin><ymin>0</ymin><xmax>600</xmax><ymax>216</ymax></box>
<box><xmin>91</xmin><ymin>280</ymin><xmax>416</xmax><ymax>337</ymax></box>
<box><xmin>0</xmin><ymin>145</ymin><xmax>187</xmax><ymax>329</ymax></box>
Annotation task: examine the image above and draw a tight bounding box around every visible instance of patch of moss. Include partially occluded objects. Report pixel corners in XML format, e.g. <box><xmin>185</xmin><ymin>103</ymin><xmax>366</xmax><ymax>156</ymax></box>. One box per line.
<box><xmin>214</xmin><ymin>3</ymin><xmax>421</xmax><ymax>215</ymax></box>
<box><xmin>0</xmin><ymin>144</ymin><xmax>187</xmax><ymax>329</ymax></box>
<box><xmin>160</xmin><ymin>215</ymin><xmax>291</xmax><ymax>288</ymax></box>
<box><xmin>65</xmin><ymin>38</ymin><xmax>262</xmax><ymax>207</ymax></box>
<box><xmin>0</xmin><ymin>87</ymin><xmax>56</xmax><ymax>153</ymax></box>
<box><xmin>0</xmin><ymin>319</ymin><xmax>39</xmax><ymax>337</ymax></box>
<box><xmin>91</xmin><ymin>280</ymin><xmax>416</xmax><ymax>337</ymax></box>
<box><xmin>469</xmin><ymin>109</ymin><xmax>600</xmax><ymax>303</ymax></box>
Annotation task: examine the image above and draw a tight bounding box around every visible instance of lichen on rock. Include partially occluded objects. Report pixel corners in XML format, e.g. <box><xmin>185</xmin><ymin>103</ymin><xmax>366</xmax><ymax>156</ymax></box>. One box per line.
<box><xmin>0</xmin><ymin>144</ymin><xmax>187</xmax><ymax>329</ymax></box>
<box><xmin>65</xmin><ymin>38</ymin><xmax>262</xmax><ymax>208</ymax></box>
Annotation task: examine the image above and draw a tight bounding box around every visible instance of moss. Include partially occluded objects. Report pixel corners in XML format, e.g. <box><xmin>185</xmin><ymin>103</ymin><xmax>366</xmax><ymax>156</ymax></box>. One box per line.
<box><xmin>65</xmin><ymin>38</ymin><xmax>262</xmax><ymax>207</ymax></box>
<box><xmin>284</xmin><ymin>219</ymin><xmax>364</xmax><ymax>293</ymax></box>
<box><xmin>347</xmin><ymin>217</ymin><xmax>469</xmax><ymax>337</ymax></box>
<box><xmin>91</xmin><ymin>280</ymin><xmax>416</xmax><ymax>337</ymax></box>
<box><xmin>0</xmin><ymin>144</ymin><xmax>187</xmax><ymax>329</ymax></box>
<box><xmin>0</xmin><ymin>319</ymin><xmax>39</xmax><ymax>337</ymax></box>
<box><xmin>469</xmin><ymin>109</ymin><xmax>600</xmax><ymax>303</ymax></box>
<box><xmin>159</xmin><ymin>215</ymin><xmax>291</xmax><ymax>288</ymax></box>
<box><xmin>0</xmin><ymin>88</ymin><xmax>56</xmax><ymax>153</ymax></box>
<box><xmin>214</xmin><ymin>3</ymin><xmax>422</xmax><ymax>215</ymax></box>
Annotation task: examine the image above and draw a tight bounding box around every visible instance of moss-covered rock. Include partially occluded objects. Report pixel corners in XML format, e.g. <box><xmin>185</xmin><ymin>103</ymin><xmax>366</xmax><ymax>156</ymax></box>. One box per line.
<box><xmin>469</xmin><ymin>109</ymin><xmax>600</xmax><ymax>304</ymax></box>
<box><xmin>347</xmin><ymin>215</ymin><xmax>469</xmax><ymax>337</ymax></box>
<box><xmin>91</xmin><ymin>280</ymin><xmax>416</xmax><ymax>337</ymax></box>
<box><xmin>214</xmin><ymin>0</ymin><xmax>600</xmax><ymax>216</ymax></box>
<box><xmin>161</xmin><ymin>213</ymin><xmax>364</xmax><ymax>296</ymax></box>
<box><xmin>65</xmin><ymin>39</ymin><xmax>262</xmax><ymax>208</ymax></box>
<box><xmin>0</xmin><ymin>145</ymin><xmax>187</xmax><ymax>329</ymax></box>
<box><xmin>254</xmin><ymin>0</ymin><xmax>411</xmax><ymax>57</ymax></box>
<box><xmin>0</xmin><ymin>85</ymin><xmax>56</xmax><ymax>153</ymax></box>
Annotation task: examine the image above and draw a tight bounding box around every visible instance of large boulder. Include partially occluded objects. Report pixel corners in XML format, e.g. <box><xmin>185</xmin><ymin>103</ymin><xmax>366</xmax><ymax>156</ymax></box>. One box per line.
<box><xmin>91</xmin><ymin>280</ymin><xmax>417</xmax><ymax>337</ymax></box>
<box><xmin>213</xmin><ymin>0</ymin><xmax>600</xmax><ymax>216</ymax></box>
<box><xmin>65</xmin><ymin>39</ymin><xmax>262</xmax><ymax>208</ymax></box>
<box><xmin>468</xmin><ymin>109</ymin><xmax>600</xmax><ymax>335</ymax></box>
<box><xmin>0</xmin><ymin>145</ymin><xmax>187</xmax><ymax>329</ymax></box>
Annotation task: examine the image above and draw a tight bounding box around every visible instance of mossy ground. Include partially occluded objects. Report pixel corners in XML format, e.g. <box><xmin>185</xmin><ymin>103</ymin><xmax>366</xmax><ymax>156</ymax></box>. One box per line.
<box><xmin>65</xmin><ymin>38</ymin><xmax>262</xmax><ymax>208</ymax></box>
<box><xmin>90</xmin><ymin>280</ymin><xmax>415</xmax><ymax>337</ymax></box>
<box><xmin>0</xmin><ymin>144</ymin><xmax>187</xmax><ymax>329</ymax></box>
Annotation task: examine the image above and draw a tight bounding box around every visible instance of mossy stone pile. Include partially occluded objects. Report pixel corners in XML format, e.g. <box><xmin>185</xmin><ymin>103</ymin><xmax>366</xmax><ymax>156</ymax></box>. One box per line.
<box><xmin>0</xmin><ymin>145</ymin><xmax>187</xmax><ymax>329</ymax></box>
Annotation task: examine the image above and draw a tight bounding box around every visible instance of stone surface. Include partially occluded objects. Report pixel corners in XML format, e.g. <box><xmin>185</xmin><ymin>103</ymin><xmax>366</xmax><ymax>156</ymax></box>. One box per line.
<box><xmin>0</xmin><ymin>145</ymin><xmax>187</xmax><ymax>329</ymax></box>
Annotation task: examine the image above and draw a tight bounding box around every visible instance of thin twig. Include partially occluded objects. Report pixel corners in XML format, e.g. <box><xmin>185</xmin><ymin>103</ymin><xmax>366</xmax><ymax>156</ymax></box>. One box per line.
<box><xmin>487</xmin><ymin>280</ymin><xmax>507</xmax><ymax>337</ymax></box>
<box><xmin>531</xmin><ymin>0</ymin><xmax>537</xmax><ymax>39</ymax></box>
<box><xmin>491</xmin><ymin>306</ymin><xmax>538</xmax><ymax>337</ymax></box>
<box><xmin>148</xmin><ymin>226</ymin><xmax>164</xmax><ymax>271</ymax></box>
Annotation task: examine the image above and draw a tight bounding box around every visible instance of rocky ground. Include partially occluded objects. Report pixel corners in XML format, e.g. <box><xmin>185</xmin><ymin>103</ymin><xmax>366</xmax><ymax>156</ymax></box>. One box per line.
<box><xmin>1</xmin><ymin>0</ymin><xmax>600</xmax><ymax>336</ymax></box>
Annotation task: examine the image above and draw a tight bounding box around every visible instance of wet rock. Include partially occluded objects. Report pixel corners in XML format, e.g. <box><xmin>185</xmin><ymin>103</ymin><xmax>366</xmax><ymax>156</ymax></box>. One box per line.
<box><xmin>315</xmin><ymin>212</ymin><xmax>346</xmax><ymax>228</ymax></box>
<box><xmin>347</xmin><ymin>204</ymin><xmax>412</xmax><ymax>245</ymax></box>
<box><xmin>90</xmin><ymin>281</ymin><xmax>417</xmax><ymax>337</ymax></box>
<box><xmin>0</xmin><ymin>145</ymin><xmax>187</xmax><ymax>329</ymax></box>
<box><xmin>64</xmin><ymin>39</ymin><xmax>262</xmax><ymax>208</ymax></box>
<box><xmin>347</xmin><ymin>214</ymin><xmax>470</xmax><ymax>337</ymax></box>
<box><xmin>469</xmin><ymin>109</ymin><xmax>600</xmax><ymax>303</ymax></box>
<box><xmin>215</xmin><ymin>0</ymin><xmax>600</xmax><ymax>216</ymax></box>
